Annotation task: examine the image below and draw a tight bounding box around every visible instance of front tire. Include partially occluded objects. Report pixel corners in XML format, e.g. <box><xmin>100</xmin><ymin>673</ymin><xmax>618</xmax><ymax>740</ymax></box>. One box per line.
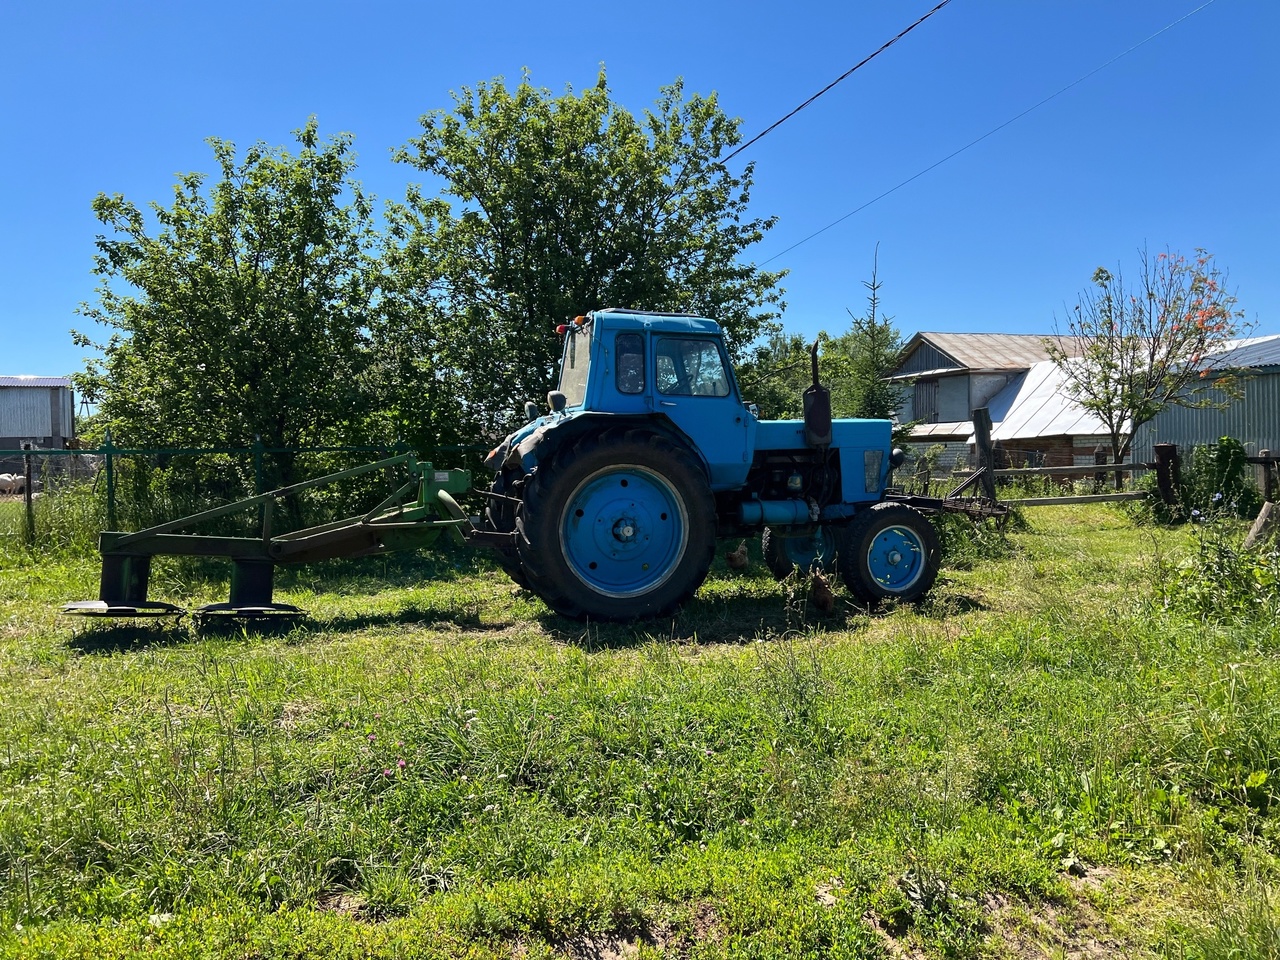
<box><xmin>761</xmin><ymin>526</ymin><xmax>839</xmax><ymax>580</ymax></box>
<box><xmin>517</xmin><ymin>430</ymin><xmax>716</xmax><ymax>620</ymax></box>
<box><xmin>483</xmin><ymin>470</ymin><xmax>529</xmax><ymax>588</ymax></box>
<box><xmin>838</xmin><ymin>502</ymin><xmax>940</xmax><ymax>605</ymax></box>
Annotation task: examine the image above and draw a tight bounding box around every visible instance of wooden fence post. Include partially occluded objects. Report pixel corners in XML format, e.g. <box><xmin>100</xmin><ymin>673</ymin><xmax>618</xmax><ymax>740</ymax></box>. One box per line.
<box><xmin>1245</xmin><ymin>448</ymin><xmax>1277</xmax><ymax>549</ymax></box>
<box><xmin>1154</xmin><ymin>443</ymin><xmax>1181</xmax><ymax>506</ymax></box>
<box><xmin>1093</xmin><ymin>445</ymin><xmax>1108</xmax><ymax>493</ymax></box>
<box><xmin>972</xmin><ymin>407</ymin><xmax>998</xmax><ymax>501</ymax></box>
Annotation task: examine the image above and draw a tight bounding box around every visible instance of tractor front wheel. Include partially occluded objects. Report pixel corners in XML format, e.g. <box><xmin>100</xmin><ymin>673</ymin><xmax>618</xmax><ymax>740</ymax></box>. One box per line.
<box><xmin>838</xmin><ymin>502</ymin><xmax>940</xmax><ymax>606</ymax></box>
<box><xmin>517</xmin><ymin>431</ymin><xmax>716</xmax><ymax>620</ymax></box>
<box><xmin>483</xmin><ymin>470</ymin><xmax>529</xmax><ymax>588</ymax></box>
<box><xmin>761</xmin><ymin>526</ymin><xmax>839</xmax><ymax>580</ymax></box>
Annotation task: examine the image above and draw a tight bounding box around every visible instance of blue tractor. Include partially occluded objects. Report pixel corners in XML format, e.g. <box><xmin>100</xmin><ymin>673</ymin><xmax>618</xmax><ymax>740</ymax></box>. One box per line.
<box><xmin>480</xmin><ymin>308</ymin><xmax>943</xmax><ymax>621</ymax></box>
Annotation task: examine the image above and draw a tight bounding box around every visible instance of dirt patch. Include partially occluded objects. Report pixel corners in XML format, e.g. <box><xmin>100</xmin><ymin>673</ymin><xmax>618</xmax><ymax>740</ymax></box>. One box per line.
<box><xmin>863</xmin><ymin>912</ymin><xmax>927</xmax><ymax>960</ymax></box>
<box><xmin>317</xmin><ymin>891</ymin><xmax>368</xmax><ymax>918</ymax></box>
<box><xmin>983</xmin><ymin>870</ymin><xmax>1127</xmax><ymax>960</ymax></box>
<box><xmin>690</xmin><ymin>901</ymin><xmax>726</xmax><ymax>944</ymax></box>
<box><xmin>558</xmin><ymin>934</ymin><xmax>642</xmax><ymax>960</ymax></box>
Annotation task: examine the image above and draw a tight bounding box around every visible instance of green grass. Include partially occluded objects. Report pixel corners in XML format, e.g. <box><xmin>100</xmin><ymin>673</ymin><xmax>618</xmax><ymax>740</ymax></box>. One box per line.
<box><xmin>1</xmin><ymin>507</ymin><xmax>1278</xmax><ymax>958</ymax></box>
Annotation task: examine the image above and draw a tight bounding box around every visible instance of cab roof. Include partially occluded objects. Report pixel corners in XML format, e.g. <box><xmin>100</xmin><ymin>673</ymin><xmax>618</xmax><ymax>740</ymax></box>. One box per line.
<box><xmin>589</xmin><ymin>308</ymin><xmax>722</xmax><ymax>336</ymax></box>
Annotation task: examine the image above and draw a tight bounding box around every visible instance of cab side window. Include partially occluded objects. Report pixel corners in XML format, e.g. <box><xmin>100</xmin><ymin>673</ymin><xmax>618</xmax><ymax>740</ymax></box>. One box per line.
<box><xmin>615</xmin><ymin>333</ymin><xmax>645</xmax><ymax>394</ymax></box>
<box><xmin>656</xmin><ymin>338</ymin><xmax>731</xmax><ymax>397</ymax></box>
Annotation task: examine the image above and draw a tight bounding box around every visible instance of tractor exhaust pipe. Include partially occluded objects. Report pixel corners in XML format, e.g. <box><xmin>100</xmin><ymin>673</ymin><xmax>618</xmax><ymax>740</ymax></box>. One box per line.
<box><xmin>803</xmin><ymin>339</ymin><xmax>832</xmax><ymax>448</ymax></box>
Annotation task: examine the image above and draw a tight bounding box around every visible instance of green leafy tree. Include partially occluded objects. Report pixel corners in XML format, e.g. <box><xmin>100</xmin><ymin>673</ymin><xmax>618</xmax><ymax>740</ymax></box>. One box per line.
<box><xmin>74</xmin><ymin>120</ymin><xmax>379</xmax><ymax>488</ymax></box>
<box><xmin>1047</xmin><ymin>247</ymin><xmax>1246</xmax><ymax>462</ymax></box>
<box><xmin>734</xmin><ymin>332</ymin><xmax>809</xmax><ymax>420</ymax></box>
<box><xmin>378</xmin><ymin>70</ymin><xmax>786</xmax><ymax>449</ymax></box>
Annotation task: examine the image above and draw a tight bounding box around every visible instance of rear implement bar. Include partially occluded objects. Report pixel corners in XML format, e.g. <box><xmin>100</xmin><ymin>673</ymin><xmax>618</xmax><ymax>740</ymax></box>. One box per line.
<box><xmin>62</xmin><ymin>455</ymin><xmax>472</xmax><ymax>620</ymax></box>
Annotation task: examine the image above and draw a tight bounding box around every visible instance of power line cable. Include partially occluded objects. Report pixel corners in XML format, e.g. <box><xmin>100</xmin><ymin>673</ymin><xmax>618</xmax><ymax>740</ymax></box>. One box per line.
<box><xmin>758</xmin><ymin>0</ymin><xmax>1218</xmax><ymax>267</ymax></box>
<box><xmin>722</xmin><ymin>0</ymin><xmax>955</xmax><ymax>163</ymax></box>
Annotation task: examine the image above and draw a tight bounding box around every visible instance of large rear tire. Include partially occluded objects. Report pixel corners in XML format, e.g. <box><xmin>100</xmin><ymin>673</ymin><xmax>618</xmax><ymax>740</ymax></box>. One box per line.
<box><xmin>838</xmin><ymin>502</ymin><xmax>940</xmax><ymax>606</ymax></box>
<box><xmin>517</xmin><ymin>430</ymin><xmax>716</xmax><ymax>620</ymax></box>
<box><xmin>761</xmin><ymin>526</ymin><xmax>839</xmax><ymax>580</ymax></box>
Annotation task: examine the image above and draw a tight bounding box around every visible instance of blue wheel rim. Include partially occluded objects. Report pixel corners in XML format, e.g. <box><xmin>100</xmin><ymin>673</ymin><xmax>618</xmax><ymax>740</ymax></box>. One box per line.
<box><xmin>865</xmin><ymin>524</ymin><xmax>926</xmax><ymax>592</ymax></box>
<box><xmin>559</xmin><ymin>465</ymin><xmax>688</xmax><ymax>598</ymax></box>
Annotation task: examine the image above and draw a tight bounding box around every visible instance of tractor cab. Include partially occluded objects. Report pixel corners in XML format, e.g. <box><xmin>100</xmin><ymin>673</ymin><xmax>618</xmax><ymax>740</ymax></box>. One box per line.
<box><xmin>537</xmin><ymin>309</ymin><xmax>755</xmax><ymax>489</ymax></box>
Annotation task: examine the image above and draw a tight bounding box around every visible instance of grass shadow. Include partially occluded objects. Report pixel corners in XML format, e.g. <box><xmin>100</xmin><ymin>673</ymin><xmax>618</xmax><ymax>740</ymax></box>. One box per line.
<box><xmin>67</xmin><ymin>620</ymin><xmax>193</xmax><ymax>654</ymax></box>
<box><xmin>535</xmin><ymin>589</ymin><xmax>872</xmax><ymax>651</ymax></box>
<box><xmin>305</xmin><ymin>603</ymin><xmax>517</xmax><ymax>636</ymax></box>
<box><xmin>916</xmin><ymin>591</ymin><xmax>990</xmax><ymax>618</ymax></box>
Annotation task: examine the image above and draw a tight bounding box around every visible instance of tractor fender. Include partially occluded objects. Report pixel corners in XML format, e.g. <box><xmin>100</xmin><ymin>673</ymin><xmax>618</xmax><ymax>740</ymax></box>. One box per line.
<box><xmin>503</xmin><ymin>413</ymin><xmax>712</xmax><ymax>483</ymax></box>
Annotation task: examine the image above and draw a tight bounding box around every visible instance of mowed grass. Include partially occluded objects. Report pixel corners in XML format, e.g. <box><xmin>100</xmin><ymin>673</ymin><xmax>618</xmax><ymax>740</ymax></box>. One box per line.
<box><xmin>1</xmin><ymin>507</ymin><xmax>1278</xmax><ymax>959</ymax></box>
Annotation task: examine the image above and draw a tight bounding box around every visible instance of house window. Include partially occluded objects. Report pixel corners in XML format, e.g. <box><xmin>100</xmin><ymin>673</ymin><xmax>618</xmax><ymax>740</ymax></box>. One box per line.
<box><xmin>914</xmin><ymin>379</ymin><xmax>938</xmax><ymax>423</ymax></box>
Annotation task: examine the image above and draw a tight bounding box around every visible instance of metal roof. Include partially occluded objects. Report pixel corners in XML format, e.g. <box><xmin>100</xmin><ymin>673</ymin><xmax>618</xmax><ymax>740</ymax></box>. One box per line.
<box><xmin>885</xmin><ymin>366</ymin><xmax>964</xmax><ymax>382</ymax></box>
<box><xmin>907</xmin><ymin>421</ymin><xmax>973</xmax><ymax>439</ymax></box>
<box><xmin>0</xmin><ymin>376</ymin><xmax>72</xmax><ymax>388</ymax></box>
<box><xmin>899</xmin><ymin>332</ymin><xmax>1081</xmax><ymax>372</ymax></box>
<box><xmin>1204</xmin><ymin>334</ymin><xmax>1280</xmax><ymax>371</ymax></box>
<box><xmin>966</xmin><ymin>360</ymin><xmax>1111</xmax><ymax>443</ymax></box>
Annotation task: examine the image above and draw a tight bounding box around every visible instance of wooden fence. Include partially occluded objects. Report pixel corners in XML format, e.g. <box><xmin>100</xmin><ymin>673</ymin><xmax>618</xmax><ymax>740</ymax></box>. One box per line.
<box><xmin>946</xmin><ymin>407</ymin><xmax>1279</xmax><ymax>510</ymax></box>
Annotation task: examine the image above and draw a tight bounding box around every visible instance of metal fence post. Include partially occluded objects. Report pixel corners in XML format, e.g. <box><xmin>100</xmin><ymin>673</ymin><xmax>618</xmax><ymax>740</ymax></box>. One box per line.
<box><xmin>103</xmin><ymin>428</ymin><xmax>117</xmax><ymax>531</ymax></box>
<box><xmin>21</xmin><ymin>442</ymin><xmax>34</xmax><ymax>546</ymax></box>
<box><xmin>253</xmin><ymin>435</ymin><xmax>265</xmax><ymax>527</ymax></box>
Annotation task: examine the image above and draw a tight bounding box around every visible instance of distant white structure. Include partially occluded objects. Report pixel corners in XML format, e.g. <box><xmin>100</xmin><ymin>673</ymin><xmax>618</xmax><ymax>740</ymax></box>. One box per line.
<box><xmin>0</xmin><ymin>376</ymin><xmax>76</xmax><ymax>474</ymax></box>
<box><xmin>964</xmin><ymin>360</ymin><xmax>1114</xmax><ymax>467</ymax></box>
<box><xmin>0</xmin><ymin>376</ymin><xmax>75</xmax><ymax>448</ymax></box>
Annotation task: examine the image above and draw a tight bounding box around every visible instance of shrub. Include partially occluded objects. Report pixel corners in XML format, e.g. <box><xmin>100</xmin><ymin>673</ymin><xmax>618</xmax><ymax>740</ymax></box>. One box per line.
<box><xmin>1180</xmin><ymin>436</ymin><xmax>1263</xmax><ymax>520</ymax></box>
<box><xmin>1161</xmin><ymin>519</ymin><xmax>1280</xmax><ymax>623</ymax></box>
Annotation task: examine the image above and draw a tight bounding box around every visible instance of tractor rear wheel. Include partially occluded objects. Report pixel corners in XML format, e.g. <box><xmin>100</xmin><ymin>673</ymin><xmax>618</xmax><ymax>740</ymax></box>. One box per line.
<box><xmin>838</xmin><ymin>502</ymin><xmax>940</xmax><ymax>606</ymax></box>
<box><xmin>483</xmin><ymin>470</ymin><xmax>529</xmax><ymax>588</ymax></box>
<box><xmin>517</xmin><ymin>431</ymin><xmax>716</xmax><ymax>620</ymax></box>
<box><xmin>761</xmin><ymin>526</ymin><xmax>839</xmax><ymax>579</ymax></box>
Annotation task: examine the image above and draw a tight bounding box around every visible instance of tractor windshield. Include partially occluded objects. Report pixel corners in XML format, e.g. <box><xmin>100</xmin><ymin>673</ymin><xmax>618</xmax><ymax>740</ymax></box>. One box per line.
<box><xmin>558</xmin><ymin>323</ymin><xmax>592</xmax><ymax>407</ymax></box>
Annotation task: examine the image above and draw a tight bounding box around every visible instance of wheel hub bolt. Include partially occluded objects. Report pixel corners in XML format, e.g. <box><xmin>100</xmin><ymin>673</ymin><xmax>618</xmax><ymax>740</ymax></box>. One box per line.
<box><xmin>887</xmin><ymin>549</ymin><xmax>902</xmax><ymax>565</ymax></box>
<box><xmin>613</xmin><ymin>518</ymin><xmax>637</xmax><ymax>542</ymax></box>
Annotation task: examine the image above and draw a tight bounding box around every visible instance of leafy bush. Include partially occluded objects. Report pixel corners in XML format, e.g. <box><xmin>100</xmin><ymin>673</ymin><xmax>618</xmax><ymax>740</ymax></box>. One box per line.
<box><xmin>1162</xmin><ymin>520</ymin><xmax>1280</xmax><ymax>623</ymax></box>
<box><xmin>1137</xmin><ymin>436</ymin><xmax>1264</xmax><ymax>525</ymax></box>
<box><xmin>1180</xmin><ymin>436</ymin><xmax>1263</xmax><ymax>520</ymax></box>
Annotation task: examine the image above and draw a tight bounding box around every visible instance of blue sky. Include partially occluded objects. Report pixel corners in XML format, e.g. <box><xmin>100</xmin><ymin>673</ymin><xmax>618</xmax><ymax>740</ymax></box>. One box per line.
<box><xmin>3</xmin><ymin>0</ymin><xmax>1276</xmax><ymax>377</ymax></box>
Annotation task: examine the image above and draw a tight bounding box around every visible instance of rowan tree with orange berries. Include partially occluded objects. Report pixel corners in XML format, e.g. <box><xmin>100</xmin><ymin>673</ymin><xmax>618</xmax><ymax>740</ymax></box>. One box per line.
<box><xmin>1047</xmin><ymin>247</ymin><xmax>1247</xmax><ymax>464</ymax></box>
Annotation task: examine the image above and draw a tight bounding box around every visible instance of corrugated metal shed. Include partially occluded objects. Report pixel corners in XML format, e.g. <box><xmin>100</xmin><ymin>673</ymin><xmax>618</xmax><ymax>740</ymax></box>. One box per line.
<box><xmin>1130</xmin><ymin>336</ymin><xmax>1280</xmax><ymax>462</ymax></box>
<box><xmin>1131</xmin><ymin>374</ymin><xmax>1280</xmax><ymax>461</ymax></box>
<box><xmin>1205</xmin><ymin>334</ymin><xmax>1280</xmax><ymax>371</ymax></box>
<box><xmin>0</xmin><ymin>377</ymin><xmax>75</xmax><ymax>442</ymax></box>
<box><xmin>972</xmin><ymin>361</ymin><xmax>1111</xmax><ymax>443</ymax></box>
<box><xmin>0</xmin><ymin>376</ymin><xmax>72</xmax><ymax>388</ymax></box>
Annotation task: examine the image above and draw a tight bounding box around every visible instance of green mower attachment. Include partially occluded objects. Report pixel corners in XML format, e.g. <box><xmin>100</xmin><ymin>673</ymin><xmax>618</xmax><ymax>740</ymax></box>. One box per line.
<box><xmin>61</xmin><ymin>454</ymin><xmax>473</xmax><ymax>621</ymax></box>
